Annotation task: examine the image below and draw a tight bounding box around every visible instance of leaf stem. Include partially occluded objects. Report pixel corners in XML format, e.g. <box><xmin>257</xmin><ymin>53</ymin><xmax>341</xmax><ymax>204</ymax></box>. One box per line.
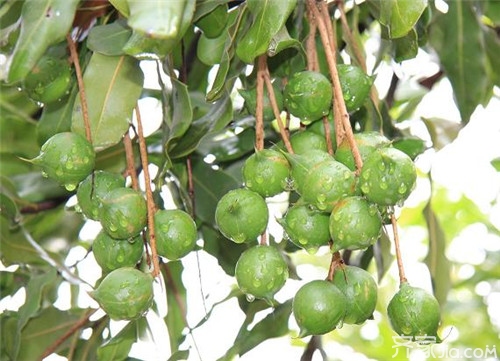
<box><xmin>135</xmin><ymin>105</ymin><xmax>160</xmax><ymax>277</ymax></box>
<box><xmin>390</xmin><ymin>212</ymin><xmax>407</xmax><ymax>284</ymax></box>
<box><xmin>327</xmin><ymin>249</ymin><xmax>343</xmax><ymax>281</ymax></box>
<box><xmin>66</xmin><ymin>34</ymin><xmax>92</xmax><ymax>143</ymax></box>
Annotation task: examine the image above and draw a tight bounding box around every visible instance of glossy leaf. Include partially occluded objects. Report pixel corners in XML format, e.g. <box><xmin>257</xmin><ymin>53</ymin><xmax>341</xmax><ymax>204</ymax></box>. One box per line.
<box><xmin>220</xmin><ymin>299</ymin><xmax>293</xmax><ymax>360</ymax></box>
<box><xmin>71</xmin><ymin>53</ymin><xmax>144</xmax><ymax>151</ymax></box>
<box><xmin>37</xmin><ymin>87</ymin><xmax>77</xmax><ymax>146</ymax></box>
<box><xmin>267</xmin><ymin>25</ymin><xmax>302</xmax><ymax>58</ymax></box>
<box><xmin>97</xmin><ymin>319</ymin><xmax>137</xmax><ymax>361</ymax></box>
<box><xmin>421</xmin><ymin>117</ymin><xmax>461</xmax><ymax>150</ymax></box>
<box><xmin>195</xmin><ymin>3</ymin><xmax>228</xmax><ymax>39</ymax></box>
<box><xmin>12</xmin><ymin>268</ymin><xmax>58</xmax><ymax>358</ymax></box>
<box><xmin>168</xmin><ymin>93</ymin><xmax>233</xmax><ymax>158</ymax></box>
<box><xmin>201</xmin><ymin>224</ymin><xmax>249</xmax><ymax>277</ymax></box>
<box><xmin>124</xmin><ymin>0</ymin><xmax>195</xmax><ymax>59</ymax></box>
<box><xmin>424</xmin><ymin>202</ymin><xmax>450</xmax><ymax>306</ymax></box>
<box><xmin>192</xmin><ymin>159</ymin><xmax>239</xmax><ymax>225</ymax></box>
<box><xmin>7</xmin><ymin>0</ymin><xmax>79</xmax><ymax>83</ymax></box>
<box><xmin>236</xmin><ymin>0</ymin><xmax>297</xmax><ymax>63</ymax></box>
<box><xmin>162</xmin><ymin>261</ymin><xmax>187</xmax><ymax>353</ymax></box>
<box><xmin>379</xmin><ymin>0</ymin><xmax>428</xmax><ymax>39</ymax></box>
<box><xmin>164</xmin><ymin>78</ymin><xmax>193</xmax><ymax>157</ymax></box>
<box><xmin>196</xmin><ymin>126</ymin><xmax>255</xmax><ymax>163</ymax></box>
<box><xmin>87</xmin><ymin>20</ymin><xmax>132</xmax><ymax>56</ymax></box>
<box><xmin>126</xmin><ymin>0</ymin><xmax>195</xmax><ymax>39</ymax></box>
<box><xmin>393</xmin><ymin>28</ymin><xmax>418</xmax><ymax>62</ymax></box>
<box><xmin>429</xmin><ymin>1</ymin><xmax>491</xmax><ymax>123</ymax></box>
<box><xmin>3</xmin><ymin>307</ymin><xmax>84</xmax><ymax>361</ymax></box>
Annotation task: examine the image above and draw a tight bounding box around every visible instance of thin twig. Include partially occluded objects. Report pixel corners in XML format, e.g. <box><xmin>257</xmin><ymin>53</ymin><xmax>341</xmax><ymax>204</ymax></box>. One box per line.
<box><xmin>322</xmin><ymin>115</ymin><xmax>334</xmax><ymax>155</ymax></box>
<box><xmin>123</xmin><ymin>132</ymin><xmax>139</xmax><ymax>190</ymax></box>
<box><xmin>255</xmin><ymin>55</ymin><xmax>267</xmax><ymax>151</ymax></box>
<box><xmin>390</xmin><ymin>212</ymin><xmax>407</xmax><ymax>284</ymax></box>
<box><xmin>307</xmin><ymin>0</ymin><xmax>363</xmax><ymax>173</ymax></box>
<box><xmin>135</xmin><ymin>105</ymin><xmax>160</xmax><ymax>277</ymax></box>
<box><xmin>306</xmin><ymin>7</ymin><xmax>319</xmax><ymax>72</ymax></box>
<box><xmin>263</xmin><ymin>68</ymin><xmax>294</xmax><ymax>154</ymax></box>
<box><xmin>39</xmin><ymin>309</ymin><xmax>97</xmax><ymax>361</ymax></box>
<box><xmin>66</xmin><ymin>34</ymin><xmax>92</xmax><ymax>143</ymax></box>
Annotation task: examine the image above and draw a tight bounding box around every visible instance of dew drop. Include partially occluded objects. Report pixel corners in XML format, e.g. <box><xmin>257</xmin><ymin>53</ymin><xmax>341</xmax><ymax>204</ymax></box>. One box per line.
<box><xmin>258</xmin><ymin>253</ymin><xmax>266</xmax><ymax>261</ymax></box>
<box><xmin>246</xmin><ymin>294</ymin><xmax>255</xmax><ymax>302</ymax></box>
<box><xmin>298</xmin><ymin>238</ymin><xmax>308</xmax><ymax>245</ymax></box>
<box><xmin>398</xmin><ymin>183</ymin><xmax>407</xmax><ymax>194</ymax></box>
<box><xmin>117</xmin><ymin>255</ymin><xmax>124</xmax><ymax>262</ymax></box>
<box><xmin>361</xmin><ymin>169</ymin><xmax>371</xmax><ymax>179</ymax></box>
<box><xmin>380</xmin><ymin>182</ymin><xmax>388</xmax><ymax>190</ymax></box>
<box><xmin>65</xmin><ymin>183</ymin><xmax>77</xmax><ymax>191</ymax></box>
<box><xmin>333</xmin><ymin>212</ymin><xmax>341</xmax><ymax>221</ymax></box>
<box><xmin>246</xmin><ymin>180</ymin><xmax>253</xmax><ymax>188</ymax></box>
<box><xmin>83</xmin><ymin>156</ymin><xmax>90</xmax><ymax>164</ymax></box>
<box><xmin>275</xmin><ymin>267</ymin><xmax>284</xmax><ymax>275</ymax></box>
<box><xmin>41</xmin><ymin>171</ymin><xmax>48</xmax><ymax>178</ymax></box>
<box><xmin>252</xmin><ymin>279</ymin><xmax>262</xmax><ymax>288</ymax></box>
<box><xmin>109</xmin><ymin>223</ymin><xmax>118</xmax><ymax>232</ymax></box>
<box><xmin>316</xmin><ymin>193</ymin><xmax>326</xmax><ymax>202</ymax></box>
<box><xmin>378</xmin><ymin>162</ymin><xmax>386</xmax><ymax>171</ymax></box>
<box><xmin>360</xmin><ymin>184</ymin><xmax>370</xmax><ymax>194</ymax></box>
<box><xmin>305</xmin><ymin>246</ymin><xmax>318</xmax><ymax>254</ymax></box>
<box><xmin>256</xmin><ymin>176</ymin><xmax>264</xmax><ymax>184</ymax></box>
<box><xmin>266</xmin><ymin>281</ymin><xmax>275</xmax><ymax>290</ymax></box>
<box><xmin>55</xmin><ymin>168</ymin><xmax>64</xmax><ymax>177</ymax></box>
<box><xmin>65</xmin><ymin>162</ymin><xmax>74</xmax><ymax>170</ymax></box>
<box><xmin>337</xmin><ymin>319</ymin><xmax>344</xmax><ymax>329</ymax></box>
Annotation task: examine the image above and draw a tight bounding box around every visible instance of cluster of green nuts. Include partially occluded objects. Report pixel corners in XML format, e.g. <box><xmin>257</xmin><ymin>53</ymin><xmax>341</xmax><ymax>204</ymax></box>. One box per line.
<box><xmin>31</xmin><ymin>130</ymin><xmax>198</xmax><ymax>320</ymax></box>
<box><xmin>216</xmin><ymin>67</ymin><xmax>441</xmax><ymax>339</ymax></box>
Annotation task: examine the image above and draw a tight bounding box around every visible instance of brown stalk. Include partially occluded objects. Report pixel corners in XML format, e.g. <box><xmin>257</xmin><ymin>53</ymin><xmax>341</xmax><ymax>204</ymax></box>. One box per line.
<box><xmin>66</xmin><ymin>34</ymin><xmax>92</xmax><ymax>143</ymax></box>
<box><xmin>391</xmin><ymin>213</ymin><xmax>407</xmax><ymax>284</ymax></box>
<box><xmin>135</xmin><ymin>105</ymin><xmax>160</xmax><ymax>277</ymax></box>
<box><xmin>307</xmin><ymin>0</ymin><xmax>363</xmax><ymax>173</ymax></box>
<box><xmin>123</xmin><ymin>132</ymin><xmax>139</xmax><ymax>190</ymax></box>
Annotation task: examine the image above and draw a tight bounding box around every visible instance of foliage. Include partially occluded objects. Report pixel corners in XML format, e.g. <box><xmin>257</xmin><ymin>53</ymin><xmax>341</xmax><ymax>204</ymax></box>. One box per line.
<box><xmin>1</xmin><ymin>1</ymin><xmax>500</xmax><ymax>360</ymax></box>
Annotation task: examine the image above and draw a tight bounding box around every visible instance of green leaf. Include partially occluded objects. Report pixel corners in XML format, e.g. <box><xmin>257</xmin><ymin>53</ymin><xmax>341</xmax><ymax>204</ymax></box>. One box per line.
<box><xmin>37</xmin><ymin>86</ymin><xmax>77</xmax><ymax>146</ymax></box>
<box><xmin>195</xmin><ymin>3</ymin><xmax>228</xmax><ymax>39</ymax></box>
<box><xmin>168</xmin><ymin>93</ymin><xmax>233</xmax><ymax>158</ymax></box>
<box><xmin>109</xmin><ymin>0</ymin><xmax>130</xmax><ymax>17</ymax></box>
<box><xmin>126</xmin><ymin>0</ymin><xmax>195</xmax><ymax>39</ymax></box>
<box><xmin>124</xmin><ymin>1</ymin><xmax>195</xmax><ymax>60</ymax></box>
<box><xmin>13</xmin><ymin>267</ymin><xmax>58</xmax><ymax>358</ymax></box>
<box><xmin>483</xmin><ymin>25</ymin><xmax>500</xmax><ymax>87</ymax></box>
<box><xmin>192</xmin><ymin>159</ymin><xmax>239</xmax><ymax>225</ymax></box>
<box><xmin>429</xmin><ymin>1</ymin><xmax>491</xmax><ymax>123</ymax></box>
<box><xmin>87</xmin><ymin>20</ymin><xmax>132</xmax><ymax>56</ymax></box>
<box><xmin>162</xmin><ymin>261</ymin><xmax>187</xmax><ymax>353</ymax></box>
<box><xmin>97</xmin><ymin>319</ymin><xmax>137</xmax><ymax>361</ymax></box>
<box><xmin>424</xmin><ymin>202</ymin><xmax>450</xmax><ymax>306</ymax></box>
<box><xmin>491</xmin><ymin>157</ymin><xmax>500</xmax><ymax>172</ymax></box>
<box><xmin>3</xmin><ymin>307</ymin><xmax>85</xmax><ymax>361</ymax></box>
<box><xmin>196</xmin><ymin>125</ymin><xmax>255</xmax><ymax>163</ymax></box>
<box><xmin>7</xmin><ymin>0</ymin><xmax>79</xmax><ymax>83</ymax></box>
<box><xmin>71</xmin><ymin>53</ymin><xmax>144</xmax><ymax>151</ymax></box>
<box><xmin>168</xmin><ymin>350</ymin><xmax>190</xmax><ymax>361</ymax></box>
<box><xmin>164</xmin><ymin>78</ymin><xmax>193</xmax><ymax>157</ymax></box>
<box><xmin>201</xmin><ymin>225</ymin><xmax>249</xmax><ymax>277</ymax></box>
<box><xmin>393</xmin><ymin>28</ymin><xmax>418</xmax><ymax>62</ymax></box>
<box><xmin>220</xmin><ymin>299</ymin><xmax>293</xmax><ymax>360</ymax></box>
<box><xmin>197</xmin><ymin>27</ymin><xmax>230</xmax><ymax>66</ymax></box>
<box><xmin>267</xmin><ymin>25</ymin><xmax>302</xmax><ymax>58</ymax></box>
<box><xmin>374</xmin><ymin>231</ymin><xmax>394</xmax><ymax>282</ymax></box>
<box><xmin>421</xmin><ymin>117</ymin><xmax>461</xmax><ymax>150</ymax></box>
<box><xmin>379</xmin><ymin>0</ymin><xmax>428</xmax><ymax>39</ymax></box>
<box><xmin>236</xmin><ymin>0</ymin><xmax>297</xmax><ymax>64</ymax></box>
